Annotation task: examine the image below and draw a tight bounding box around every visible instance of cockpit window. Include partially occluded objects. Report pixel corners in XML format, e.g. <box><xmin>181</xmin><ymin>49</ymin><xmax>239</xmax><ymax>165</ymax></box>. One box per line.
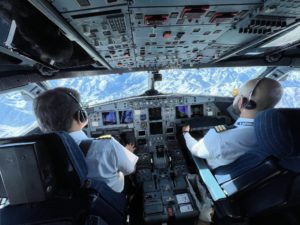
<box><xmin>48</xmin><ymin>67</ymin><xmax>266</xmax><ymax>104</ymax></box>
<box><xmin>1</xmin><ymin>67</ymin><xmax>299</xmax><ymax>138</ymax></box>
<box><xmin>48</xmin><ymin>72</ymin><xmax>149</xmax><ymax>105</ymax></box>
<box><xmin>277</xmin><ymin>70</ymin><xmax>300</xmax><ymax>108</ymax></box>
<box><xmin>0</xmin><ymin>91</ymin><xmax>36</xmax><ymax>138</ymax></box>
<box><xmin>157</xmin><ymin>67</ymin><xmax>266</xmax><ymax>96</ymax></box>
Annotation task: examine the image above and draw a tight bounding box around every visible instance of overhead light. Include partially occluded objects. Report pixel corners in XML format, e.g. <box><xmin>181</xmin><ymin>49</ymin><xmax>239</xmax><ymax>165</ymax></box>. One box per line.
<box><xmin>245</xmin><ymin>51</ymin><xmax>264</xmax><ymax>55</ymax></box>
<box><xmin>261</xmin><ymin>25</ymin><xmax>300</xmax><ymax>48</ymax></box>
<box><xmin>244</xmin><ymin>48</ymin><xmax>265</xmax><ymax>56</ymax></box>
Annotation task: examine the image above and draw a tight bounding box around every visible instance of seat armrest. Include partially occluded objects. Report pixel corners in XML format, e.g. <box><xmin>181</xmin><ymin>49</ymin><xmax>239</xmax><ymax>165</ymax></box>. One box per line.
<box><xmin>220</xmin><ymin>158</ymin><xmax>281</xmax><ymax>197</ymax></box>
<box><xmin>192</xmin><ymin>156</ymin><xmax>226</xmax><ymax>201</ymax></box>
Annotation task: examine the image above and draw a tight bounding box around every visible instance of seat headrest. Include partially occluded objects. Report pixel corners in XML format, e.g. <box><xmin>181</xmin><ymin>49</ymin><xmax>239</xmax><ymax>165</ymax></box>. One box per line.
<box><xmin>0</xmin><ymin>132</ymin><xmax>87</xmax><ymax>205</ymax></box>
<box><xmin>255</xmin><ymin>108</ymin><xmax>300</xmax><ymax>171</ymax></box>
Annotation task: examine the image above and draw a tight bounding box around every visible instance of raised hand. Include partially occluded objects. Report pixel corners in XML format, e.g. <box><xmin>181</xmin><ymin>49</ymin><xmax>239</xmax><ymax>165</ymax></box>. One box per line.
<box><xmin>125</xmin><ymin>143</ymin><xmax>136</xmax><ymax>153</ymax></box>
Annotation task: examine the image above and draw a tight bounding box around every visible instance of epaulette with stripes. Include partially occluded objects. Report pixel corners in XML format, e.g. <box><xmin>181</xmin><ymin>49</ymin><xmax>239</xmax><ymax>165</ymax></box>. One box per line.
<box><xmin>97</xmin><ymin>134</ymin><xmax>112</xmax><ymax>139</ymax></box>
<box><xmin>214</xmin><ymin>125</ymin><xmax>236</xmax><ymax>133</ymax></box>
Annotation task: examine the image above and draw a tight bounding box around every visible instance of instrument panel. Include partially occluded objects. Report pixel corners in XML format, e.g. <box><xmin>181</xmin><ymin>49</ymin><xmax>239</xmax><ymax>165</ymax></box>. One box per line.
<box><xmin>85</xmin><ymin>94</ymin><xmax>233</xmax><ymax>151</ymax></box>
<box><xmin>85</xmin><ymin>94</ymin><xmax>233</xmax><ymax>223</ymax></box>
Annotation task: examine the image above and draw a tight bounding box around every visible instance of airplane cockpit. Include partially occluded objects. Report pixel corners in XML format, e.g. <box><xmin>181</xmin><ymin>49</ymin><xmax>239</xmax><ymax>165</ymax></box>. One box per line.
<box><xmin>0</xmin><ymin>74</ymin><xmax>238</xmax><ymax>224</ymax></box>
<box><xmin>1</xmin><ymin>0</ymin><xmax>300</xmax><ymax>225</ymax></box>
<box><xmin>81</xmin><ymin>76</ymin><xmax>234</xmax><ymax>224</ymax></box>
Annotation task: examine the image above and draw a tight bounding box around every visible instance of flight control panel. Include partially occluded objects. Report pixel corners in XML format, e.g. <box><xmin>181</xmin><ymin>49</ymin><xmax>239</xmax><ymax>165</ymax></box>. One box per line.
<box><xmin>84</xmin><ymin>94</ymin><xmax>233</xmax><ymax>224</ymax></box>
<box><xmin>86</xmin><ymin>94</ymin><xmax>232</xmax><ymax>140</ymax></box>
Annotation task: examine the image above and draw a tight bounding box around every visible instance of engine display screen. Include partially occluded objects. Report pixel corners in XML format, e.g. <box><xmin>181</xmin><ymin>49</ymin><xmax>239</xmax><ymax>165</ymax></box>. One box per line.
<box><xmin>119</xmin><ymin>110</ymin><xmax>133</xmax><ymax>124</ymax></box>
<box><xmin>149</xmin><ymin>122</ymin><xmax>163</xmax><ymax>135</ymax></box>
<box><xmin>102</xmin><ymin>111</ymin><xmax>117</xmax><ymax>125</ymax></box>
<box><xmin>149</xmin><ymin>107</ymin><xmax>162</xmax><ymax>121</ymax></box>
<box><xmin>176</xmin><ymin>105</ymin><xmax>189</xmax><ymax>119</ymax></box>
<box><xmin>191</xmin><ymin>104</ymin><xmax>203</xmax><ymax>117</ymax></box>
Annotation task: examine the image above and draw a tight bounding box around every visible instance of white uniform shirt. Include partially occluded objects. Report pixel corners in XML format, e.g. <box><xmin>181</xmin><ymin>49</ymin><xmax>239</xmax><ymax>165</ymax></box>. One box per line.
<box><xmin>183</xmin><ymin>118</ymin><xmax>258</xmax><ymax>169</ymax></box>
<box><xmin>69</xmin><ymin>130</ymin><xmax>139</xmax><ymax>192</ymax></box>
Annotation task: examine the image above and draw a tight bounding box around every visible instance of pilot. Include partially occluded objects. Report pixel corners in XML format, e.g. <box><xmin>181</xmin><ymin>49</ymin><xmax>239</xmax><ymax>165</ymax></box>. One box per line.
<box><xmin>33</xmin><ymin>87</ymin><xmax>139</xmax><ymax>193</ymax></box>
<box><xmin>182</xmin><ymin>77</ymin><xmax>283</xmax><ymax>169</ymax></box>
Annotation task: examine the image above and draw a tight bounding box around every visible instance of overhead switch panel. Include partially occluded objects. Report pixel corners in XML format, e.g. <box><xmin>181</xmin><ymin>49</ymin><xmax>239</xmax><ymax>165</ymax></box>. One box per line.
<box><xmin>145</xmin><ymin>15</ymin><xmax>168</xmax><ymax>26</ymax></box>
<box><xmin>181</xmin><ymin>6</ymin><xmax>210</xmax><ymax>19</ymax></box>
<box><xmin>209</xmin><ymin>12</ymin><xmax>238</xmax><ymax>23</ymax></box>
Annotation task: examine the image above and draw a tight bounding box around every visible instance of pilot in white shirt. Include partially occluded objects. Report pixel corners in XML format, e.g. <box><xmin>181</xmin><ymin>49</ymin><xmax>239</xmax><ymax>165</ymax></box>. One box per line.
<box><xmin>182</xmin><ymin>77</ymin><xmax>283</xmax><ymax>169</ymax></box>
<box><xmin>70</xmin><ymin>130</ymin><xmax>139</xmax><ymax>193</ymax></box>
<box><xmin>183</xmin><ymin>118</ymin><xmax>258</xmax><ymax>169</ymax></box>
<box><xmin>33</xmin><ymin>87</ymin><xmax>139</xmax><ymax>193</ymax></box>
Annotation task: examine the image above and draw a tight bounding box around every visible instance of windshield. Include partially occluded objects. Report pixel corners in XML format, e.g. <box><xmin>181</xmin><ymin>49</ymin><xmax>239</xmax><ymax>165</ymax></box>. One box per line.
<box><xmin>48</xmin><ymin>67</ymin><xmax>266</xmax><ymax>104</ymax></box>
<box><xmin>0</xmin><ymin>91</ymin><xmax>36</xmax><ymax>138</ymax></box>
<box><xmin>277</xmin><ymin>70</ymin><xmax>300</xmax><ymax>108</ymax></box>
<box><xmin>2</xmin><ymin>66</ymin><xmax>300</xmax><ymax>138</ymax></box>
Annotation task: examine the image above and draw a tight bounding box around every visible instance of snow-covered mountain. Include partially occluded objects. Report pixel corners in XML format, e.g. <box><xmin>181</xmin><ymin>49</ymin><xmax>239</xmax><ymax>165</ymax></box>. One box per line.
<box><xmin>0</xmin><ymin>67</ymin><xmax>299</xmax><ymax>137</ymax></box>
<box><xmin>276</xmin><ymin>71</ymin><xmax>300</xmax><ymax>108</ymax></box>
<box><xmin>48</xmin><ymin>67</ymin><xmax>265</xmax><ymax>105</ymax></box>
<box><xmin>0</xmin><ymin>91</ymin><xmax>37</xmax><ymax>137</ymax></box>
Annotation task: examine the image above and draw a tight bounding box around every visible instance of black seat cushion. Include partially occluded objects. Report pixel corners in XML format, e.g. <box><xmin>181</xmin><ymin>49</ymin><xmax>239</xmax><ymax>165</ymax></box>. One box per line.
<box><xmin>255</xmin><ymin>108</ymin><xmax>300</xmax><ymax>172</ymax></box>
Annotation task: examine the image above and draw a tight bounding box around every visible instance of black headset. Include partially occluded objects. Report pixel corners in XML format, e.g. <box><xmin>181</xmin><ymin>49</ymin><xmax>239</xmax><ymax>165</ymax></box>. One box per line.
<box><xmin>65</xmin><ymin>91</ymin><xmax>88</xmax><ymax>123</ymax></box>
<box><xmin>242</xmin><ymin>77</ymin><xmax>265</xmax><ymax>110</ymax></box>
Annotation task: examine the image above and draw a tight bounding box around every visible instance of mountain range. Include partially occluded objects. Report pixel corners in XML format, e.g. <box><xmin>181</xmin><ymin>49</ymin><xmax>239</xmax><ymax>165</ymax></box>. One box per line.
<box><xmin>0</xmin><ymin>67</ymin><xmax>299</xmax><ymax>137</ymax></box>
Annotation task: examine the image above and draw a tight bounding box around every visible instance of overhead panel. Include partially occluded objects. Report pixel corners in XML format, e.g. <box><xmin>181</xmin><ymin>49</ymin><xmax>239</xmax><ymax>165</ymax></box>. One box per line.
<box><xmin>131</xmin><ymin>0</ymin><xmax>262</xmax><ymax>8</ymax></box>
<box><xmin>57</xmin><ymin>3</ymin><xmax>135</xmax><ymax>69</ymax></box>
<box><xmin>214</xmin><ymin>0</ymin><xmax>300</xmax><ymax>59</ymax></box>
<box><xmin>50</xmin><ymin>0</ymin><xmax>128</xmax><ymax>12</ymax></box>
<box><xmin>47</xmin><ymin>0</ymin><xmax>300</xmax><ymax>70</ymax></box>
<box><xmin>130</xmin><ymin>3</ymin><xmax>260</xmax><ymax>68</ymax></box>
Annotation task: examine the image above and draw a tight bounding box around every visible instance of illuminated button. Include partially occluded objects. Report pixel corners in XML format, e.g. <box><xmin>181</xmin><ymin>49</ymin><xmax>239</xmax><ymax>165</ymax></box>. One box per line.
<box><xmin>163</xmin><ymin>31</ymin><xmax>172</xmax><ymax>38</ymax></box>
<box><xmin>167</xmin><ymin>207</ymin><xmax>174</xmax><ymax>217</ymax></box>
<box><xmin>82</xmin><ymin>25</ymin><xmax>90</xmax><ymax>36</ymax></box>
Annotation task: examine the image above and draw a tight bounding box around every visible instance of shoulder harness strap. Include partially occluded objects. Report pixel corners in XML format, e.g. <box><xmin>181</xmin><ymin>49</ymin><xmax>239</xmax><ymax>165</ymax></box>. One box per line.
<box><xmin>79</xmin><ymin>139</ymin><xmax>93</xmax><ymax>157</ymax></box>
<box><xmin>79</xmin><ymin>135</ymin><xmax>112</xmax><ymax>156</ymax></box>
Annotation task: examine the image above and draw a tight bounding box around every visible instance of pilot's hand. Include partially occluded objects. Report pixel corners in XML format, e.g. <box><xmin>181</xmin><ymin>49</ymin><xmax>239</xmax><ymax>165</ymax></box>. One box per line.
<box><xmin>125</xmin><ymin>143</ymin><xmax>136</xmax><ymax>153</ymax></box>
<box><xmin>182</xmin><ymin>125</ymin><xmax>190</xmax><ymax>133</ymax></box>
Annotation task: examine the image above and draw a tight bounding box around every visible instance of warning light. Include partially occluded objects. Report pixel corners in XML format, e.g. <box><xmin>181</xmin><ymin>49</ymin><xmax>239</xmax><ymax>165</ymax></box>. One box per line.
<box><xmin>144</xmin><ymin>14</ymin><xmax>168</xmax><ymax>26</ymax></box>
<box><xmin>181</xmin><ymin>6</ymin><xmax>209</xmax><ymax>19</ymax></box>
<box><xmin>209</xmin><ymin>12</ymin><xmax>238</xmax><ymax>23</ymax></box>
<box><xmin>163</xmin><ymin>31</ymin><xmax>171</xmax><ymax>39</ymax></box>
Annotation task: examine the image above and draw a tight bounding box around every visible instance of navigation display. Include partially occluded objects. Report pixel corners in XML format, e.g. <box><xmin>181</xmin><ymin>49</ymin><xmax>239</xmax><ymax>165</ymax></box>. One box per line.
<box><xmin>149</xmin><ymin>107</ymin><xmax>162</xmax><ymax>121</ymax></box>
<box><xmin>176</xmin><ymin>105</ymin><xmax>189</xmax><ymax>119</ymax></box>
<box><xmin>119</xmin><ymin>110</ymin><xmax>133</xmax><ymax>124</ymax></box>
<box><xmin>102</xmin><ymin>111</ymin><xmax>117</xmax><ymax>125</ymax></box>
<box><xmin>191</xmin><ymin>104</ymin><xmax>203</xmax><ymax>118</ymax></box>
<box><xmin>149</xmin><ymin>122</ymin><xmax>163</xmax><ymax>135</ymax></box>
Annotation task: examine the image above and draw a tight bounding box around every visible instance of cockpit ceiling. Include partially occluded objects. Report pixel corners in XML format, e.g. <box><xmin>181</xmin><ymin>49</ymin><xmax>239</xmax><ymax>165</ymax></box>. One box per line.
<box><xmin>1</xmin><ymin>0</ymin><xmax>300</xmax><ymax>81</ymax></box>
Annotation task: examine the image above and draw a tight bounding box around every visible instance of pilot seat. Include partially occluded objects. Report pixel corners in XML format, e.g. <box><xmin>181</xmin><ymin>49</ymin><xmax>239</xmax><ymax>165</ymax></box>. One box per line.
<box><xmin>193</xmin><ymin>108</ymin><xmax>300</xmax><ymax>225</ymax></box>
<box><xmin>0</xmin><ymin>132</ymin><xmax>127</xmax><ymax>225</ymax></box>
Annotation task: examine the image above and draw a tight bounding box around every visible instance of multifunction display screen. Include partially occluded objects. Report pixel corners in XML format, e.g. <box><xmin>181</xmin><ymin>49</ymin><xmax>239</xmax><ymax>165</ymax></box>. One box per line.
<box><xmin>119</xmin><ymin>110</ymin><xmax>133</xmax><ymax>124</ymax></box>
<box><xmin>102</xmin><ymin>111</ymin><xmax>117</xmax><ymax>125</ymax></box>
<box><xmin>176</xmin><ymin>105</ymin><xmax>189</xmax><ymax>119</ymax></box>
<box><xmin>149</xmin><ymin>107</ymin><xmax>162</xmax><ymax>121</ymax></box>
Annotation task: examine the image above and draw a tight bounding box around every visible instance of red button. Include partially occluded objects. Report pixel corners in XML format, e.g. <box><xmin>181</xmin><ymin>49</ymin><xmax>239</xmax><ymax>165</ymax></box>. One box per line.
<box><xmin>163</xmin><ymin>31</ymin><xmax>171</xmax><ymax>38</ymax></box>
<box><xmin>167</xmin><ymin>207</ymin><xmax>173</xmax><ymax>217</ymax></box>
